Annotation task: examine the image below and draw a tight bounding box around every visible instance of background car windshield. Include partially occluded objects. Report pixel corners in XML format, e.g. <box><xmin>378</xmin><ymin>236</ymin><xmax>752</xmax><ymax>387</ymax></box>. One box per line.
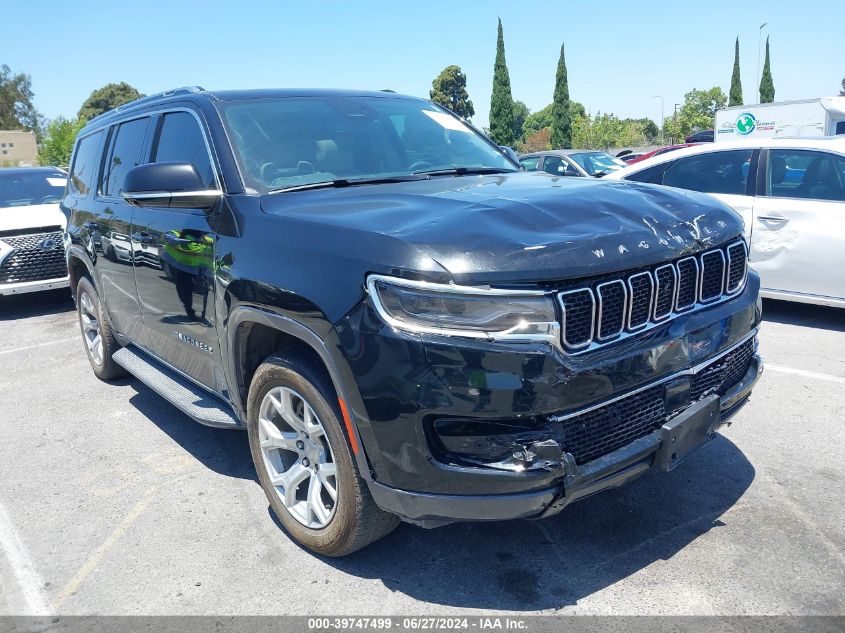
<box><xmin>0</xmin><ymin>171</ymin><xmax>66</xmax><ymax>208</ymax></box>
<box><xmin>568</xmin><ymin>152</ymin><xmax>624</xmax><ymax>175</ymax></box>
<box><xmin>220</xmin><ymin>96</ymin><xmax>516</xmax><ymax>192</ymax></box>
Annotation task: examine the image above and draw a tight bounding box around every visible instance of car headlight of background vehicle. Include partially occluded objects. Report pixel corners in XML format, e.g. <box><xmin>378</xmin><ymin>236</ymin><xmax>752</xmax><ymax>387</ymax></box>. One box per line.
<box><xmin>366</xmin><ymin>275</ymin><xmax>559</xmax><ymax>343</ymax></box>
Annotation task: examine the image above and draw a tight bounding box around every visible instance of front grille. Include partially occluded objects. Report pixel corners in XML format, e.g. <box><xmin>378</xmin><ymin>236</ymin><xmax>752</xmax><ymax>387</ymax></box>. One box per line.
<box><xmin>555</xmin><ymin>337</ymin><xmax>755</xmax><ymax>465</ymax></box>
<box><xmin>557</xmin><ymin>239</ymin><xmax>747</xmax><ymax>353</ymax></box>
<box><xmin>0</xmin><ymin>230</ymin><xmax>67</xmax><ymax>284</ymax></box>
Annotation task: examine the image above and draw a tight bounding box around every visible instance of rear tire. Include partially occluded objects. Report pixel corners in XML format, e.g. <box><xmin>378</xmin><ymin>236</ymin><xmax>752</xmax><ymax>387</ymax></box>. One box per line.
<box><xmin>75</xmin><ymin>276</ymin><xmax>126</xmax><ymax>381</ymax></box>
<box><xmin>246</xmin><ymin>353</ymin><xmax>399</xmax><ymax>556</ymax></box>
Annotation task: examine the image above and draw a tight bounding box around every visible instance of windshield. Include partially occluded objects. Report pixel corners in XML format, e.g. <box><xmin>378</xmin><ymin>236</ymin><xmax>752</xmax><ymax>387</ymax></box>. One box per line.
<box><xmin>0</xmin><ymin>171</ymin><xmax>66</xmax><ymax>208</ymax></box>
<box><xmin>220</xmin><ymin>96</ymin><xmax>517</xmax><ymax>193</ymax></box>
<box><xmin>568</xmin><ymin>152</ymin><xmax>626</xmax><ymax>176</ymax></box>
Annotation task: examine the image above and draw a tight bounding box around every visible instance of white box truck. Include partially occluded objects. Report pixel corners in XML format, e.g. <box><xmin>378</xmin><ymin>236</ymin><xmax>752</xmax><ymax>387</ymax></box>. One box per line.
<box><xmin>715</xmin><ymin>97</ymin><xmax>845</xmax><ymax>141</ymax></box>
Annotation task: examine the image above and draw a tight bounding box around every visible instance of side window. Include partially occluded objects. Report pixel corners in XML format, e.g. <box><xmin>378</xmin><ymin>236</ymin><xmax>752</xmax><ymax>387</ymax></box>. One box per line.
<box><xmin>102</xmin><ymin>117</ymin><xmax>150</xmax><ymax>197</ymax></box>
<box><xmin>543</xmin><ymin>156</ymin><xmax>578</xmax><ymax>176</ymax></box>
<box><xmin>767</xmin><ymin>150</ymin><xmax>845</xmax><ymax>202</ymax></box>
<box><xmin>662</xmin><ymin>150</ymin><xmax>753</xmax><ymax>195</ymax></box>
<box><xmin>519</xmin><ymin>157</ymin><xmax>539</xmax><ymax>171</ymax></box>
<box><xmin>836</xmin><ymin>121</ymin><xmax>845</xmax><ymax>135</ymax></box>
<box><xmin>152</xmin><ymin>112</ymin><xmax>215</xmax><ymax>189</ymax></box>
<box><xmin>69</xmin><ymin>131</ymin><xmax>103</xmax><ymax>196</ymax></box>
<box><xmin>625</xmin><ymin>162</ymin><xmax>673</xmax><ymax>185</ymax></box>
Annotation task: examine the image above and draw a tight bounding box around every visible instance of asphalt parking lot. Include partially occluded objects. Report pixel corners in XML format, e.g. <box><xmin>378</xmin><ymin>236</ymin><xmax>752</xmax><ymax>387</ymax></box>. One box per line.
<box><xmin>0</xmin><ymin>290</ymin><xmax>843</xmax><ymax>616</ymax></box>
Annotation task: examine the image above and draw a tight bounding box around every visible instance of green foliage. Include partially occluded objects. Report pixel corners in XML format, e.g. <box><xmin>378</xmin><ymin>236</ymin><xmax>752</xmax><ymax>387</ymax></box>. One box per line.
<box><xmin>572</xmin><ymin>113</ymin><xmax>647</xmax><ymax>150</ymax></box>
<box><xmin>626</xmin><ymin>118</ymin><xmax>660</xmax><ymax>143</ymax></box>
<box><xmin>664</xmin><ymin>87</ymin><xmax>727</xmax><ymax>142</ymax></box>
<box><xmin>0</xmin><ymin>64</ymin><xmax>43</xmax><ymax>140</ymax></box>
<box><xmin>729</xmin><ymin>37</ymin><xmax>743</xmax><ymax>106</ymax></box>
<box><xmin>37</xmin><ymin>117</ymin><xmax>86</xmax><ymax>169</ymax></box>
<box><xmin>512</xmin><ymin>100</ymin><xmax>529</xmax><ymax>141</ymax></box>
<box><xmin>523</xmin><ymin>101</ymin><xmax>585</xmax><ymax>139</ymax></box>
<box><xmin>430</xmin><ymin>65</ymin><xmax>475</xmax><ymax>119</ymax></box>
<box><xmin>488</xmin><ymin>18</ymin><xmax>515</xmax><ymax>146</ymax></box>
<box><xmin>78</xmin><ymin>82</ymin><xmax>144</xmax><ymax>120</ymax></box>
<box><xmin>551</xmin><ymin>44</ymin><xmax>572</xmax><ymax>149</ymax></box>
<box><xmin>521</xmin><ymin>128</ymin><xmax>551</xmax><ymax>153</ymax></box>
<box><xmin>759</xmin><ymin>37</ymin><xmax>775</xmax><ymax>103</ymax></box>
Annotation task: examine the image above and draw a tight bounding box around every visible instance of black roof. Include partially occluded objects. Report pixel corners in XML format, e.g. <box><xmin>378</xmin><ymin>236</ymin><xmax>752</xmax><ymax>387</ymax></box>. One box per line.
<box><xmin>80</xmin><ymin>86</ymin><xmax>425</xmax><ymax>133</ymax></box>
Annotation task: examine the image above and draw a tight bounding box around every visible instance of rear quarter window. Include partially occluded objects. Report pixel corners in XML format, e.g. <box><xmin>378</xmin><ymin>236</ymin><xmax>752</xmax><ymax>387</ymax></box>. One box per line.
<box><xmin>69</xmin><ymin>131</ymin><xmax>103</xmax><ymax>196</ymax></box>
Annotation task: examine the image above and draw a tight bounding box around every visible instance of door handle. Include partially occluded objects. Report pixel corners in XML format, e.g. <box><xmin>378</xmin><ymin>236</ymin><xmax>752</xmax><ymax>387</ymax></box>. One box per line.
<box><xmin>757</xmin><ymin>215</ymin><xmax>789</xmax><ymax>224</ymax></box>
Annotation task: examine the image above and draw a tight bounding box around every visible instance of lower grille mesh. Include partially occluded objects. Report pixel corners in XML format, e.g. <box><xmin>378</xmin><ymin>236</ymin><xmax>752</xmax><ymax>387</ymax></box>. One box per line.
<box><xmin>0</xmin><ymin>231</ymin><xmax>66</xmax><ymax>284</ymax></box>
<box><xmin>556</xmin><ymin>338</ymin><xmax>755</xmax><ymax>465</ymax></box>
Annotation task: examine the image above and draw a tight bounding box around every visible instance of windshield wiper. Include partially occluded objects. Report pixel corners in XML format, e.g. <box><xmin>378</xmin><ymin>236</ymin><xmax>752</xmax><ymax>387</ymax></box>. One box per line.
<box><xmin>269</xmin><ymin>175</ymin><xmax>429</xmax><ymax>194</ymax></box>
<box><xmin>410</xmin><ymin>166</ymin><xmax>518</xmax><ymax>176</ymax></box>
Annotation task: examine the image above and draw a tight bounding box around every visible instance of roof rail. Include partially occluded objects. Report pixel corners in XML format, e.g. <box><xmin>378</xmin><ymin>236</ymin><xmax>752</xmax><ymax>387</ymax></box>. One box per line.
<box><xmin>86</xmin><ymin>86</ymin><xmax>206</xmax><ymax>125</ymax></box>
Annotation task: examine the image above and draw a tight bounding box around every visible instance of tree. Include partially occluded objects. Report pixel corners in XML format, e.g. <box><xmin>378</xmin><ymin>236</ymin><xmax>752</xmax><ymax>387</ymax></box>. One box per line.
<box><xmin>523</xmin><ymin>101</ymin><xmax>585</xmax><ymax>139</ymax></box>
<box><xmin>78</xmin><ymin>82</ymin><xmax>144</xmax><ymax>120</ymax></box>
<box><xmin>572</xmin><ymin>113</ymin><xmax>646</xmax><ymax>150</ymax></box>
<box><xmin>512</xmin><ymin>100</ymin><xmax>529</xmax><ymax>142</ymax></box>
<box><xmin>551</xmin><ymin>43</ymin><xmax>572</xmax><ymax>149</ymax></box>
<box><xmin>0</xmin><ymin>65</ymin><xmax>42</xmax><ymax>139</ymax></box>
<box><xmin>522</xmin><ymin>128</ymin><xmax>551</xmax><ymax>153</ymax></box>
<box><xmin>430</xmin><ymin>65</ymin><xmax>475</xmax><ymax>120</ymax></box>
<box><xmin>663</xmin><ymin>87</ymin><xmax>727</xmax><ymax>142</ymax></box>
<box><xmin>625</xmin><ymin>118</ymin><xmax>660</xmax><ymax>143</ymax></box>
<box><xmin>759</xmin><ymin>36</ymin><xmax>775</xmax><ymax>103</ymax></box>
<box><xmin>729</xmin><ymin>37</ymin><xmax>743</xmax><ymax>106</ymax></box>
<box><xmin>840</xmin><ymin>76</ymin><xmax>845</xmax><ymax>96</ymax></box>
<box><xmin>38</xmin><ymin>117</ymin><xmax>86</xmax><ymax>169</ymax></box>
<box><xmin>489</xmin><ymin>18</ymin><xmax>515</xmax><ymax>146</ymax></box>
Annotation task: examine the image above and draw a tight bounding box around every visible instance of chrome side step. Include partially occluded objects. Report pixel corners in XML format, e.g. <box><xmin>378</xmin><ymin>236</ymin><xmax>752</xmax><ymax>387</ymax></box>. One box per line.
<box><xmin>113</xmin><ymin>346</ymin><xmax>240</xmax><ymax>429</ymax></box>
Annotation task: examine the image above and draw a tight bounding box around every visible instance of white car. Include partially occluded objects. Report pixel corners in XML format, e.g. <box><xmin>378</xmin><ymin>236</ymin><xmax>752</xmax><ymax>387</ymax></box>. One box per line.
<box><xmin>604</xmin><ymin>137</ymin><xmax>845</xmax><ymax>308</ymax></box>
<box><xmin>0</xmin><ymin>167</ymin><xmax>70</xmax><ymax>295</ymax></box>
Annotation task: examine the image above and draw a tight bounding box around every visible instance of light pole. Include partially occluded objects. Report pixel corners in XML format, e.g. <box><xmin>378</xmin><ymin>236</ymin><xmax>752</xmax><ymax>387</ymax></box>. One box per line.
<box><xmin>652</xmin><ymin>95</ymin><xmax>664</xmax><ymax>144</ymax></box>
<box><xmin>757</xmin><ymin>22</ymin><xmax>768</xmax><ymax>103</ymax></box>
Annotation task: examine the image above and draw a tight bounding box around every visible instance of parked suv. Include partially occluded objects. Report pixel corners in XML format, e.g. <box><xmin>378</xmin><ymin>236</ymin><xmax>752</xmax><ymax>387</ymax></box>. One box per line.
<box><xmin>64</xmin><ymin>87</ymin><xmax>762</xmax><ymax>556</ymax></box>
<box><xmin>1</xmin><ymin>167</ymin><xmax>69</xmax><ymax>295</ymax></box>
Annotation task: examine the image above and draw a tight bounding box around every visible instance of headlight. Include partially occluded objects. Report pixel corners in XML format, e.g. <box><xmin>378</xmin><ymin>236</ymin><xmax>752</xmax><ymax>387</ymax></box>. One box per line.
<box><xmin>366</xmin><ymin>275</ymin><xmax>559</xmax><ymax>343</ymax></box>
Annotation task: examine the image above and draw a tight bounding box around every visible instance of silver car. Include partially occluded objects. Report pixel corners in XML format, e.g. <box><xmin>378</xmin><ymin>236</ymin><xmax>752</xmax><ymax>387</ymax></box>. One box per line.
<box><xmin>519</xmin><ymin>150</ymin><xmax>627</xmax><ymax>178</ymax></box>
<box><xmin>605</xmin><ymin>137</ymin><xmax>845</xmax><ymax>309</ymax></box>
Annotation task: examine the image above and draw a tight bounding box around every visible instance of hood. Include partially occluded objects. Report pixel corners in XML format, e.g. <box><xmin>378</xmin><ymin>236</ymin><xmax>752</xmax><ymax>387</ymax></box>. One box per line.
<box><xmin>0</xmin><ymin>203</ymin><xmax>66</xmax><ymax>234</ymax></box>
<box><xmin>260</xmin><ymin>172</ymin><xmax>744</xmax><ymax>283</ymax></box>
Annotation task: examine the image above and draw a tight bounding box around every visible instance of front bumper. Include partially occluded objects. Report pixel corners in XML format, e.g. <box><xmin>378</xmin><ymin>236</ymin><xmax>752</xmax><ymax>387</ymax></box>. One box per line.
<box><xmin>369</xmin><ymin>351</ymin><xmax>762</xmax><ymax>527</ymax></box>
<box><xmin>0</xmin><ymin>276</ymin><xmax>69</xmax><ymax>296</ymax></box>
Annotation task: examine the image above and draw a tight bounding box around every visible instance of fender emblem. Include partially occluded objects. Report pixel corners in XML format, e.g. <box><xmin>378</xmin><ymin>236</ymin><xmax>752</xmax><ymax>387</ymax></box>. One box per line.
<box><xmin>173</xmin><ymin>331</ymin><xmax>214</xmax><ymax>355</ymax></box>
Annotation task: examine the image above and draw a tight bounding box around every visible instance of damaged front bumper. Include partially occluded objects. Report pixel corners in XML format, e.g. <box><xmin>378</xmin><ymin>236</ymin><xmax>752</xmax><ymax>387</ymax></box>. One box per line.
<box><xmin>369</xmin><ymin>350</ymin><xmax>762</xmax><ymax>528</ymax></box>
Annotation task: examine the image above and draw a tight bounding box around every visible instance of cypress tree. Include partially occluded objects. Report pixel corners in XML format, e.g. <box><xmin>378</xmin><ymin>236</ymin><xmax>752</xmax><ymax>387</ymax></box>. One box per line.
<box><xmin>551</xmin><ymin>43</ymin><xmax>572</xmax><ymax>149</ymax></box>
<box><xmin>729</xmin><ymin>37</ymin><xmax>743</xmax><ymax>106</ymax></box>
<box><xmin>489</xmin><ymin>18</ymin><xmax>515</xmax><ymax>146</ymax></box>
<box><xmin>759</xmin><ymin>36</ymin><xmax>775</xmax><ymax>103</ymax></box>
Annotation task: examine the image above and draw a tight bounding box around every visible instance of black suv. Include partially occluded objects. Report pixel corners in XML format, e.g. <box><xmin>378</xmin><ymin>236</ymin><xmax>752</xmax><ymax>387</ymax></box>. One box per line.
<box><xmin>63</xmin><ymin>87</ymin><xmax>762</xmax><ymax>556</ymax></box>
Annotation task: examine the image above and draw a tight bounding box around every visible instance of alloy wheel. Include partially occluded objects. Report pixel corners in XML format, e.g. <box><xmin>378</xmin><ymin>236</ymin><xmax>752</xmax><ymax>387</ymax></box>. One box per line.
<box><xmin>79</xmin><ymin>291</ymin><xmax>104</xmax><ymax>366</ymax></box>
<box><xmin>258</xmin><ymin>386</ymin><xmax>338</xmax><ymax>529</ymax></box>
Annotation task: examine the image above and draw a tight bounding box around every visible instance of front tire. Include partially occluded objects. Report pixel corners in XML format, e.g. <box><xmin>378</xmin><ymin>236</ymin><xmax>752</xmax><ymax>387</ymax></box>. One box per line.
<box><xmin>76</xmin><ymin>276</ymin><xmax>126</xmax><ymax>381</ymax></box>
<box><xmin>246</xmin><ymin>353</ymin><xmax>399</xmax><ymax>556</ymax></box>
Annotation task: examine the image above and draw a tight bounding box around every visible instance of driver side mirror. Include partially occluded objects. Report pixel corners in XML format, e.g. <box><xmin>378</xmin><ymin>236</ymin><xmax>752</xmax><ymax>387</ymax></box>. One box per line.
<box><xmin>499</xmin><ymin>145</ymin><xmax>520</xmax><ymax>165</ymax></box>
<box><xmin>122</xmin><ymin>163</ymin><xmax>221</xmax><ymax>210</ymax></box>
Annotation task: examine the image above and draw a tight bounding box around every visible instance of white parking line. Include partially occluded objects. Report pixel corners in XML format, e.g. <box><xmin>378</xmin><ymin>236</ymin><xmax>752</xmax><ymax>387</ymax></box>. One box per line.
<box><xmin>0</xmin><ymin>336</ymin><xmax>79</xmax><ymax>357</ymax></box>
<box><xmin>765</xmin><ymin>364</ymin><xmax>845</xmax><ymax>385</ymax></box>
<box><xmin>0</xmin><ymin>500</ymin><xmax>53</xmax><ymax>615</ymax></box>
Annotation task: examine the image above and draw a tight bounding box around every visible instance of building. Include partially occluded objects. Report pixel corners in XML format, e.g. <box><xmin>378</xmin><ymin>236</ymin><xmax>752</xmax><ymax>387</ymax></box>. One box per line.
<box><xmin>0</xmin><ymin>130</ymin><xmax>38</xmax><ymax>167</ymax></box>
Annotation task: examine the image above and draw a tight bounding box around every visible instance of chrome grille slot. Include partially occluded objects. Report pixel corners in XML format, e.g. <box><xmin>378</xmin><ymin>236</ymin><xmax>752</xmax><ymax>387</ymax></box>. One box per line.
<box><xmin>627</xmin><ymin>272</ymin><xmax>653</xmax><ymax>330</ymax></box>
<box><xmin>559</xmin><ymin>289</ymin><xmax>595</xmax><ymax>349</ymax></box>
<box><xmin>555</xmin><ymin>238</ymin><xmax>748</xmax><ymax>354</ymax></box>
<box><xmin>726</xmin><ymin>241</ymin><xmax>747</xmax><ymax>293</ymax></box>
<box><xmin>699</xmin><ymin>249</ymin><xmax>725</xmax><ymax>302</ymax></box>
<box><xmin>653</xmin><ymin>264</ymin><xmax>676</xmax><ymax>320</ymax></box>
<box><xmin>596</xmin><ymin>280</ymin><xmax>626</xmax><ymax>340</ymax></box>
<box><xmin>675</xmin><ymin>257</ymin><xmax>699</xmax><ymax>311</ymax></box>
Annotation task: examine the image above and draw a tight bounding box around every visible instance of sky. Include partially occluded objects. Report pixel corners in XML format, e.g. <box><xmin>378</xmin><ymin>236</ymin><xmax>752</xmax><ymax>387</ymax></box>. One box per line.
<box><xmin>4</xmin><ymin>0</ymin><xmax>844</xmax><ymax>129</ymax></box>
